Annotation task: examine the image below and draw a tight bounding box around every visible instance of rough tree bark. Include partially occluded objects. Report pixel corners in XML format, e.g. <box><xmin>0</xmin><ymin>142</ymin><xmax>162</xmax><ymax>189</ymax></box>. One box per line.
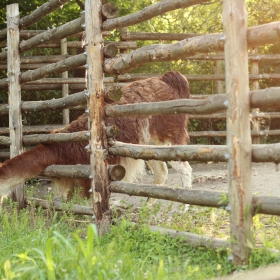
<box><xmin>85</xmin><ymin>0</ymin><xmax>111</xmax><ymax>235</ymax></box>
<box><xmin>223</xmin><ymin>0</ymin><xmax>252</xmax><ymax>265</ymax></box>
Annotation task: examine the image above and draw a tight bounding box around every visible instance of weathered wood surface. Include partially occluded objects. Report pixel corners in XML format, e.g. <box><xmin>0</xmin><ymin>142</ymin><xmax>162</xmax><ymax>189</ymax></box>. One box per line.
<box><xmin>26</xmin><ymin>197</ymin><xmax>94</xmax><ymax>216</ymax></box>
<box><xmin>2</xmin><ymin>128</ymin><xmax>280</xmax><ymax>146</ymax></box>
<box><xmin>21</xmin><ymin>90</ymin><xmax>87</xmax><ymax>113</ymax></box>
<box><xmin>189</xmin><ymin>129</ymin><xmax>280</xmax><ymax>138</ymax></box>
<box><xmin>23</xmin><ymin>131</ymin><xmax>89</xmax><ymax>145</ymax></box>
<box><xmin>7</xmin><ymin>4</ymin><xmax>25</xmax><ymax>209</ymax></box>
<box><xmin>104</xmin><ymin>85</ymin><xmax>122</xmax><ymax>103</ymax></box>
<box><xmin>105</xmin><ymin>125</ymin><xmax>120</xmax><ymax>138</ymax></box>
<box><xmin>41</xmin><ymin>164</ymin><xmax>91</xmax><ymax>178</ymax></box>
<box><xmin>18</xmin><ymin>30</ymin><xmax>111</xmax><ymax>39</ymax></box>
<box><xmin>148</xmin><ymin>225</ymin><xmax>229</xmax><ymax>250</ymax></box>
<box><xmin>85</xmin><ymin>0</ymin><xmax>111</xmax><ymax>233</ymax></box>
<box><xmin>61</xmin><ymin>38</ymin><xmax>69</xmax><ymax>125</ymax></box>
<box><xmin>108</xmin><ymin>165</ymin><xmax>126</xmax><ymax>181</ymax></box>
<box><xmin>106</xmin><ymin>94</ymin><xmax>228</xmax><ymax>117</ymax></box>
<box><xmin>108</xmin><ymin>141</ymin><xmax>280</xmax><ymax>163</ymax></box>
<box><xmin>19</xmin><ymin>16</ymin><xmax>85</xmax><ymax>53</ymax></box>
<box><xmin>101</xmin><ymin>2</ymin><xmax>119</xmax><ymax>19</ymax></box>
<box><xmin>251</xmin><ymin>48</ymin><xmax>260</xmax><ymax>144</ymax></box>
<box><xmin>121</xmin><ymin>31</ymin><xmax>199</xmax><ymax>41</ymax></box>
<box><xmin>0</xmin><ymin>0</ymin><xmax>71</xmax><ymax>42</ymax></box>
<box><xmin>0</xmin><ymin>53</ymin><xmax>87</xmax><ymax>89</ymax></box>
<box><xmin>110</xmin><ymin>182</ymin><xmax>280</xmax><ymax>216</ymax></box>
<box><xmin>104</xmin><ymin>21</ymin><xmax>280</xmax><ymax>75</ymax></box>
<box><xmin>223</xmin><ymin>0</ymin><xmax>252</xmax><ymax>265</ymax></box>
<box><xmin>105</xmin><ymin>87</ymin><xmax>280</xmax><ymax>118</ymax></box>
<box><xmin>0</xmin><ymin>125</ymin><xmax>62</xmax><ymax>135</ymax></box>
<box><xmin>102</xmin><ymin>0</ymin><xmax>210</xmax><ymax>31</ymax></box>
<box><xmin>103</xmin><ymin>44</ymin><xmax>118</xmax><ymax>58</ymax></box>
<box><xmin>0</xmin><ymin>40</ymin><xmax>137</xmax><ymax>51</ymax></box>
<box><xmin>26</xmin><ymin>77</ymin><xmax>113</xmax><ymax>84</ymax></box>
<box><xmin>0</xmin><ymin>86</ymin><xmax>279</xmax><ymax>117</ymax></box>
<box><xmin>117</xmin><ymin>73</ymin><xmax>280</xmax><ymax>82</ymax></box>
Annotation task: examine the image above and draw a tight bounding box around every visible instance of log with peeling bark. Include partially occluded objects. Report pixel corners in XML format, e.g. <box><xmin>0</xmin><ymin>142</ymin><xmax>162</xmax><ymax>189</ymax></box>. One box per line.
<box><xmin>104</xmin><ymin>85</ymin><xmax>122</xmax><ymax>103</ymax></box>
<box><xmin>22</xmin><ymin>131</ymin><xmax>89</xmax><ymax>145</ymax></box>
<box><xmin>85</xmin><ymin>0</ymin><xmax>111</xmax><ymax>234</ymax></box>
<box><xmin>108</xmin><ymin>140</ymin><xmax>280</xmax><ymax>163</ymax></box>
<box><xmin>105</xmin><ymin>125</ymin><xmax>120</xmax><ymax>138</ymax></box>
<box><xmin>121</xmin><ymin>31</ymin><xmax>199</xmax><ymax>41</ymax></box>
<box><xmin>103</xmin><ymin>44</ymin><xmax>118</xmax><ymax>58</ymax></box>
<box><xmin>148</xmin><ymin>225</ymin><xmax>229</xmax><ymax>250</ymax></box>
<box><xmin>0</xmin><ymin>53</ymin><xmax>87</xmax><ymax>89</ymax></box>
<box><xmin>0</xmin><ymin>0</ymin><xmax>72</xmax><ymax>42</ymax></box>
<box><xmin>0</xmin><ymin>40</ymin><xmax>138</xmax><ymax>51</ymax></box>
<box><xmin>105</xmin><ymin>94</ymin><xmax>228</xmax><ymax>117</ymax></box>
<box><xmin>19</xmin><ymin>30</ymin><xmax>111</xmax><ymax>39</ymax></box>
<box><xmin>1</xmin><ymin>87</ymin><xmax>280</xmax><ymax>118</ymax></box>
<box><xmin>26</xmin><ymin>197</ymin><xmax>94</xmax><ymax>216</ymax></box>
<box><xmin>102</xmin><ymin>2</ymin><xmax>119</xmax><ymax>19</ymax></box>
<box><xmin>0</xmin><ymin>125</ymin><xmax>62</xmax><ymax>135</ymax></box>
<box><xmin>189</xmin><ymin>129</ymin><xmax>280</xmax><ymax>138</ymax></box>
<box><xmin>102</xmin><ymin>0</ymin><xmax>210</xmax><ymax>31</ymax></box>
<box><xmin>1</xmin><ymin>128</ymin><xmax>279</xmax><ymax>146</ymax></box>
<box><xmin>108</xmin><ymin>165</ymin><xmax>126</xmax><ymax>181</ymax></box>
<box><xmin>41</xmin><ymin>164</ymin><xmax>91</xmax><ymax>178</ymax></box>
<box><xmin>105</xmin><ymin>87</ymin><xmax>280</xmax><ymax>118</ymax></box>
<box><xmin>117</xmin><ymin>73</ymin><xmax>280</xmax><ymax>82</ymax></box>
<box><xmin>104</xmin><ymin>21</ymin><xmax>280</xmax><ymax>75</ymax></box>
<box><xmin>19</xmin><ymin>16</ymin><xmax>85</xmax><ymax>53</ymax></box>
<box><xmin>110</xmin><ymin>182</ymin><xmax>280</xmax><ymax>216</ymax></box>
<box><xmin>25</xmin><ymin>77</ymin><xmax>113</xmax><ymax>84</ymax></box>
<box><xmin>20</xmin><ymin>90</ymin><xmax>87</xmax><ymax>113</ymax></box>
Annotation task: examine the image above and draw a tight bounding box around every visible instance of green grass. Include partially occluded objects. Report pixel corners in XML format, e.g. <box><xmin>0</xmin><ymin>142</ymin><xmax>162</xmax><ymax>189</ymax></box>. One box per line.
<box><xmin>0</xmin><ymin>198</ymin><xmax>280</xmax><ymax>280</ymax></box>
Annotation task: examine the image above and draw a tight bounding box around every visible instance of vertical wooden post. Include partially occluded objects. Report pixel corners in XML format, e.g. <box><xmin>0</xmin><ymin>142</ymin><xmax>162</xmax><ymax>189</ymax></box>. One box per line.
<box><xmin>7</xmin><ymin>4</ymin><xmax>25</xmax><ymax>209</ymax></box>
<box><xmin>61</xmin><ymin>38</ymin><xmax>70</xmax><ymax>125</ymax></box>
<box><xmin>223</xmin><ymin>0</ymin><xmax>253</xmax><ymax>265</ymax></box>
<box><xmin>251</xmin><ymin>48</ymin><xmax>260</xmax><ymax>144</ymax></box>
<box><xmin>85</xmin><ymin>0</ymin><xmax>111</xmax><ymax>234</ymax></box>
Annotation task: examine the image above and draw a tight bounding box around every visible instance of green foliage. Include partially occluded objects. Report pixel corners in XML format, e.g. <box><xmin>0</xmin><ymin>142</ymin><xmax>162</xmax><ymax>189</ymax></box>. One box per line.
<box><xmin>1</xmin><ymin>198</ymin><xmax>280</xmax><ymax>279</ymax></box>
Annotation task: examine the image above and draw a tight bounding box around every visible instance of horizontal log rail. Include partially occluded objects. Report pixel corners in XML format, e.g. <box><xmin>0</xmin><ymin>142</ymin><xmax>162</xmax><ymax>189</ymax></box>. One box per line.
<box><xmin>18</xmin><ymin>30</ymin><xmax>111</xmax><ymax>39</ymax></box>
<box><xmin>105</xmin><ymin>87</ymin><xmax>280</xmax><ymax>118</ymax></box>
<box><xmin>0</xmin><ymin>0</ymin><xmax>72</xmax><ymax>42</ymax></box>
<box><xmin>25</xmin><ymin>77</ymin><xmax>114</xmax><ymax>84</ymax></box>
<box><xmin>104</xmin><ymin>21</ymin><xmax>280</xmax><ymax>75</ymax></box>
<box><xmin>1</xmin><ymin>87</ymin><xmax>280</xmax><ymax>118</ymax></box>
<box><xmin>1</xmin><ymin>128</ymin><xmax>279</xmax><ymax>145</ymax></box>
<box><xmin>108</xmin><ymin>141</ymin><xmax>280</xmax><ymax>163</ymax></box>
<box><xmin>0</xmin><ymin>53</ymin><xmax>87</xmax><ymax>89</ymax></box>
<box><xmin>110</xmin><ymin>182</ymin><xmax>280</xmax><ymax>216</ymax></box>
<box><xmin>189</xmin><ymin>129</ymin><xmax>280</xmax><ymax>138</ymax></box>
<box><xmin>26</xmin><ymin>197</ymin><xmax>94</xmax><ymax>216</ymax></box>
<box><xmin>117</xmin><ymin>73</ymin><xmax>280</xmax><ymax>82</ymax></box>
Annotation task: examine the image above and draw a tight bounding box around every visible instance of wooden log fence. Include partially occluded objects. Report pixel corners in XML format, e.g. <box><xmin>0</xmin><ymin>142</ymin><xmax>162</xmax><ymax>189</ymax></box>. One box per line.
<box><xmin>1</xmin><ymin>0</ymin><xmax>280</xmax><ymax>267</ymax></box>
